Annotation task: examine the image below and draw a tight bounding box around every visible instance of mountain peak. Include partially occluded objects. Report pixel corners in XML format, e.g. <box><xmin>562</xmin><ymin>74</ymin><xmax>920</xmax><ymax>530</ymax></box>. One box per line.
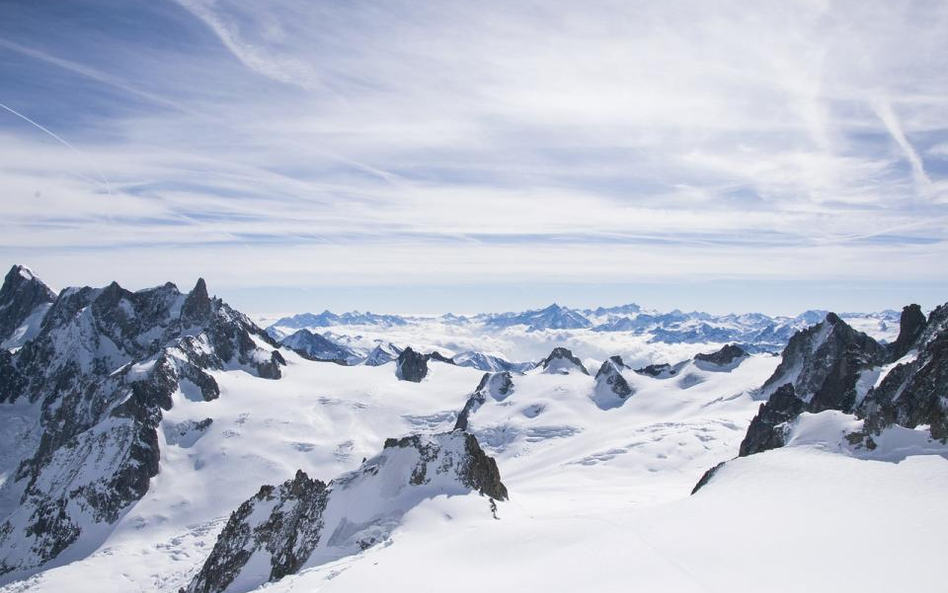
<box><xmin>181</xmin><ymin>278</ymin><xmax>212</xmax><ymax>321</ymax></box>
<box><xmin>540</xmin><ymin>347</ymin><xmax>589</xmax><ymax>375</ymax></box>
<box><xmin>0</xmin><ymin>265</ymin><xmax>56</xmax><ymax>348</ymax></box>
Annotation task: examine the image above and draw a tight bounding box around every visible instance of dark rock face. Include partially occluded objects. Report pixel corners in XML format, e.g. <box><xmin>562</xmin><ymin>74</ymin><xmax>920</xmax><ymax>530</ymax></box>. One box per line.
<box><xmin>694</xmin><ymin>344</ymin><xmax>747</xmax><ymax>368</ymax></box>
<box><xmin>888</xmin><ymin>304</ymin><xmax>927</xmax><ymax>361</ymax></box>
<box><xmin>760</xmin><ymin>313</ymin><xmax>886</xmax><ymax>413</ymax></box>
<box><xmin>690</xmin><ymin>461</ymin><xmax>726</xmax><ymax>495</ymax></box>
<box><xmin>395</xmin><ymin>347</ymin><xmax>429</xmax><ymax>382</ymax></box>
<box><xmin>0</xmin><ymin>272</ymin><xmax>285</xmax><ymax>582</ymax></box>
<box><xmin>539</xmin><ymin>347</ymin><xmax>588</xmax><ymax>375</ymax></box>
<box><xmin>634</xmin><ymin>363</ymin><xmax>677</xmax><ymax>378</ymax></box>
<box><xmin>383</xmin><ymin>432</ymin><xmax>508</xmax><ymax>500</ymax></box>
<box><xmin>427</xmin><ymin>351</ymin><xmax>456</xmax><ymax>365</ymax></box>
<box><xmin>187</xmin><ymin>471</ymin><xmax>330</xmax><ymax>593</ymax></box>
<box><xmin>187</xmin><ymin>432</ymin><xmax>507</xmax><ymax>593</ymax></box>
<box><xmin>0</xmin><ymin>265</ymin><xmax>56</xmax><ymax>348</ymax></box>
<box><xmin>859</xmin><ymin>303</ymin><xmax>948</xmax><ymax>440</ymax></box>
<box><xmin>593</xmin><ymin>356</ymin><xmax>634</xmax><ymax>407</ymax></box>
<box><xmin>454</xmin><ymin>372</ymin><xmax>514</xmax><ymax>430</ymax></box>
<box><xmin>739</xmin><ymin>384</ymin><xmax>806</xmax><ymax>457</ymax></box>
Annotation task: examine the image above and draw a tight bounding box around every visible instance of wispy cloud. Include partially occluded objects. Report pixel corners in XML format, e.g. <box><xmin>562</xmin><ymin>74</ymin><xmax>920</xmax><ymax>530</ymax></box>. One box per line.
<box><xmin>0</xmin><ymin>0</ymin><xmax>946</xmax><ymax>312</ymax></box>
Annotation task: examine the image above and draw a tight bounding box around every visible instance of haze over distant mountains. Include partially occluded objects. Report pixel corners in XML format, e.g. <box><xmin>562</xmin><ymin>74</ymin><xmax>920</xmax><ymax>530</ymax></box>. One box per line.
<box><xmin>265</xmin><ymin>302</ymin><xmax>901</xmax><ymax>368</ymax></box>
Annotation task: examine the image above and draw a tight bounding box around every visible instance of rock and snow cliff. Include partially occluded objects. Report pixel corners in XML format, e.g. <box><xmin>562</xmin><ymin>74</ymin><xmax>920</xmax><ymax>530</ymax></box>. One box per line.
<box><xmin>0</xmin><ymin>270</ymin><xmax>285</xmax><ymax>583</ymax></box>
<box><xmin>185</xmin><ymin>431</ymin><xmax>506</xmax><ymax>593</ymax></box>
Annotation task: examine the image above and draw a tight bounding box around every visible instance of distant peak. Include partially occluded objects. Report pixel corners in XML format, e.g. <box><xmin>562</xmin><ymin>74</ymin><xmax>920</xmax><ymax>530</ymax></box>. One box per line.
<box><xmin>181</xmin><ymin>277</ymin><xmax>212</xmax><ymax>320</ymax></box>
<box><xmin>191</xmin><ymin>277</ymin><xmax>208</xmax><ymax>298</ymax></box>
<box><xmin>9</xmin><ymin>264</ymin><xmax>34</xmax><ymax>281</ymax></box>
<box><xmin>2</xmin><ymin>264</ymin><xmax>55</xmax><ymax>301</ymax></box>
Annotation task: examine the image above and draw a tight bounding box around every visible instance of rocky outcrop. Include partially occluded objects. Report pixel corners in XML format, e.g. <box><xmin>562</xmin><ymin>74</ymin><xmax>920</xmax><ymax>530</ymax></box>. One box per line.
<box><xmin>859</xmin><ymin>303</ymin><xmax>948</xmax><ymax>440</ymax></box>
<box><xmin>187</xmin><ymin>470</ymin><xmax>330</xmax><ymax>593</ymax></box>
<box><xmin>0</xmin><ymin>272</ymin><xmax>285</xmax><ymax>583</ymax></box>
<box><xmin>395</xmin><ymin>347</ymin><xmax>429</xmax><ymax>382</ymax></box>
<box><xmin>691</xmin><ymin>461</ymin><xmax>726</xmax><ymax>495</ymax></box>
<box><xmin>539</xmin><ymin>347</ymin><xmax>588</xmax><ymax>375</ymax></box>
<box><xmin>634</xmin><ymin>362</ymin><xmax>680</xmax><ymax>378</ymax></box>
<box><xmin>738</xmin><ymin>384</ymin><xmax>806</xmax><ymax>456</ymax></box>
<box><xmin>592</xmin><ymin>356</ymin><xmax>634</xmax><ymax>409</ymax></box>
<box><xmin>888</xmin><ymin>304</ymin><xmax>927</xmax><ymax>361</ymax></box>
<box><xmin>694</xmin><ymin>304</ymin><xmax>948</xmax><ymax>495</ymax></box>
<box><xmin>759</xmin><ymin>313</ymin><xmax>886</xmax><ymax>413</ymax></box>
<box><xmin>427</xmin><ymin>351</ymin><xmax>456</xmax><ymax>365</ymax></box>
<box><xmin>693</xmin><ymin>344</ymin><xmax>747</xmax><ymax>370</ymax></box>
<box><xmin>0</xmin><ymin>265</ymin><xmax>56</xmax><ymax>349</ymax></box>
<box><xmin>186</xmin><ymin>432</ymin><xmax>506</xmax><ymax>593</ymax></box>
<box><xmin>454</xmin><ymin>372</ymin><xmax>514</xmax><ymax>430</ymax></box>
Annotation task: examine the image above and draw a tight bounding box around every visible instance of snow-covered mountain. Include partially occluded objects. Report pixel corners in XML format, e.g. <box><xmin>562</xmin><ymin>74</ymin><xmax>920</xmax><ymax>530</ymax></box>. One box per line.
<box><xmin>0</xmin><ymin>271</ymin><xmax>286</xmax><ymax>584</ymax></box>
<box><xmin>264</xmin><ymin>302</ymin><xmax>902</xmax><ymax>368</ymax></box>
<box><xmin>270</xmin><ymin>310</ymin><xmax>408</xmax><ymax>330</ymax></box>
<box><xmin>0</xmin><ymin>266</ymin><xmax>56</xmax><ymax>350</ymax></box>
<box><xmin>278</xmin><ymin>329</ymin><xmax>360</xmax><ymax>364</ymax></box>
<box><xmin>2</xmin><ymin>266</ymin><xmax>947</xmax><ymax>593</ymax></box>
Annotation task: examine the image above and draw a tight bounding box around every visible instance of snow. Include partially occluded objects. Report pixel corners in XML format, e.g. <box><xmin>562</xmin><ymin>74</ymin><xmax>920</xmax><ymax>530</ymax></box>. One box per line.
<box><xmin>0</xmin><ymin>303</ymin><xmax>51</xmax><ymax>350</ymax></box>
<box><xmin>3</xmin><ymin>342</ymin><xmax>947</xmax><ymax>593</ymax></box>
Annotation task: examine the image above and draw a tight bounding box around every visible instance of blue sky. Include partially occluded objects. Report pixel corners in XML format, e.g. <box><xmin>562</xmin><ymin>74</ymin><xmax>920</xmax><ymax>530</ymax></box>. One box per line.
<box><xmin>1</xmin><ymin>0</ymin><xmax>947</xmax><ymax>315</ymax></box>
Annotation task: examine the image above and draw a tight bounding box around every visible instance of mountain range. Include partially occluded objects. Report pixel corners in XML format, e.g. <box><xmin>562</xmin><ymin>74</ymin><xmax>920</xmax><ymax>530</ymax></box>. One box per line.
<box><xmin>0</xmin><ymin>264</ymin><xmax>945</xmax><ymax>593</ymax></box>
<box><xmin>267</xmin><ymin>302</ymin><xmax>900</xmax><ymax>349</ymax></box>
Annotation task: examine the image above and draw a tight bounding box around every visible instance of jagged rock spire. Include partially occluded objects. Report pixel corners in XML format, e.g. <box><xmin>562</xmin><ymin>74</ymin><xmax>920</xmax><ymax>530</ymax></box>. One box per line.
<box><xmin>181</xmin><ymin>277</ymin><xmax>212</xmax><ymax>321</ymax></box>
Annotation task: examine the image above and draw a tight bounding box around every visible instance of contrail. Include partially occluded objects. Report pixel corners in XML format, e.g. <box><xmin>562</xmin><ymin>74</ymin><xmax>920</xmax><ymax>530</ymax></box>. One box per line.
<box><xmin>0</xmin><ymin>100</ymin><xmax>113</xmax><ymax>195</ymax></box>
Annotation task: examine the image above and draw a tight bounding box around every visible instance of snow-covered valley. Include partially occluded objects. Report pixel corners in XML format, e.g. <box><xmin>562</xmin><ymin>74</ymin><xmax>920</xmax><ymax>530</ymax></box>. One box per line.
<box><xmin>1</xmin><ymin>266</ymin><xmax>946</xmax><ymax>593</ymax></box>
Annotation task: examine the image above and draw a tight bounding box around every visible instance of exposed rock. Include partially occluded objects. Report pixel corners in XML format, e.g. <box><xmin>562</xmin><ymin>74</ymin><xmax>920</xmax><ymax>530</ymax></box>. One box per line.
<box><xmin>454</xmin><ymin>372</ymin><xmax>514</xmax><ymax>430</ymax></box>
<box><xmin>186</xmin><ymin>432</ymin><xmax>506</xmax><ymax>593</ymax></box>
<box><xmin>539</xmin><ymin>347</ymin><xmax>588</xmax><ymax>375</ymax></box>
<box><xmin>428</xmin><ymin>351</ymin><xmax>456</xmax><ymax>365</ymax></box>
<box><xmin>186</xmin><ymin>470</ymin><xmax>329</xmax><ymax>593</ymax></box>
<box><xmin>633</xmin><ymin>362</ymin><xmax>682</xmax><ymax>378</ymax></box>
<box><xmin>164</xmin><ymin>418</ymin><xmax>214</xmax><ymax>447</ymax></box>
<box><xmin>690</xmin><ymin>461</ymin><xmax>726</xmax><ymax>495</ymax></box>
<box><xmin>0</xmin><ymin>265</ymin><xmax>56</xmax><ymax>349</ymax></box>
<box><xmin>888</xmin><ymin>304</ymin><xmax>927</xmax><ymax>361</ymax></box>
<box><xmin>739</xmin><ymin>384</ymin><xmax>806</xmax><ymax>456</ymax></box>
<box><xmin>693</xmin><ymin>344</ymin><xmax>747</xmax><ymax>370</ymax></box>
<box><xmin>383</xmin><ymin>432</ymin><xmax>508</xmax><ymax>500</ymax></box>
<box><xmin>0</xmin><ymin>272</ymin><xmax>285</xmax><ymax>583</ymax></box>
<box><xmin>859</xmin><ymin>303</ymin><xmax>948</xmax><ymax>440</ymax></box>
<box><xmin>592</xmin><ymin>356</ymin><xmax>634</xmax><ymax>409</ymax></box>
<box><xmin>694</xmin><ymin>304</ymin><xmax>948</xmax><ymax>496</ymax></box>
<box><xmin>395</xmin><ymin>347</ymin><xmax>429</xmax><ymax>382</ymax></box>
<box><xmin>759</xmin><ymin>313</ymin><xmax>886</xmax><ymax>413</ymax></box>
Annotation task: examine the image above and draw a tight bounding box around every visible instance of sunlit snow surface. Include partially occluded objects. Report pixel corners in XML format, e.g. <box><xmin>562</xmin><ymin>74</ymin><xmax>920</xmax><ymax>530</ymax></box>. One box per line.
<box><xmin>3</xmin><ymin>349</ymin><xmax>947</xmax><ymax>593</ymax></box>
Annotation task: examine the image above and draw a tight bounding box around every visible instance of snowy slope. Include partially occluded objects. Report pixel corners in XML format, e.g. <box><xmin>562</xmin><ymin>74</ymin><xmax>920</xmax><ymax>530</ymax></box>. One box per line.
<box><xmin>2</xmin><ymin>271</ymin><xmax>946</xmax><ymax>593</ymax></box>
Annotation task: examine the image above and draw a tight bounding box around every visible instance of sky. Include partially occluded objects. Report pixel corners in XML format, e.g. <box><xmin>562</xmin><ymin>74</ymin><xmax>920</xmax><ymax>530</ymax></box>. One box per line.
<box><xmin>1</xmin><ymin>0</ymin><xmax>947</xmax><ymax>316</ymax></box>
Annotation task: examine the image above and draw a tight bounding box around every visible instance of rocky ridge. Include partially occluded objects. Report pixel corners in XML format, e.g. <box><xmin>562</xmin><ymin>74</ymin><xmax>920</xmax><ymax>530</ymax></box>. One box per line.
<box><xmin>0</xmin><ymin>269</ymin><xmax>285</xmax><ymax>582</ymax></box>
<box><xmin>185</xmin><ymin>431</ymin><xmax>507</xmax><ymax>593</ymax></box>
